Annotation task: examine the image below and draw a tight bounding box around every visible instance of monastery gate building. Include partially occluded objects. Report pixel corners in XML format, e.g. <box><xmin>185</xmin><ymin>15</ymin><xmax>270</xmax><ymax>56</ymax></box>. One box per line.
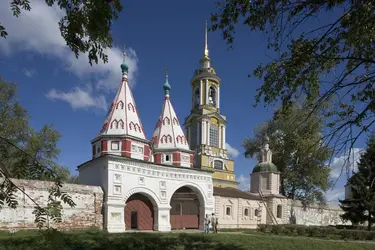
<box><xmin>0</xmin><ymin>23</ymin><xmax>348</xmax><ymax>232</ymax></box>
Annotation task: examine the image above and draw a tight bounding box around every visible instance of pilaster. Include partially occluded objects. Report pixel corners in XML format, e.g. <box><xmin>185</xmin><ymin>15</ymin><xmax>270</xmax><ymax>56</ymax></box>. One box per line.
<box><xmin>104</xmin><ymin>201</ymin><xmax>126</xmax><ymax>233</ymax></box>
<box><xmin>205</xmin><ymin>79</ymin><xmax>209</xmax><ymax>105</ymax></box>
<box><xmin>154</xmin><ymin>206</ymin><xmax>171</xmax><ymax>231</ymax></box>
<box><xmin>200</xmin><ymin>80</ymin><xmax>203</xmax><ymax>105</ymax></box>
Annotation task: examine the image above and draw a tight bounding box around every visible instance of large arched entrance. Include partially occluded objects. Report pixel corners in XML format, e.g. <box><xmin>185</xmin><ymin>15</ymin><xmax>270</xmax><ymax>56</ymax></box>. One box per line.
<box><xmin>170</xmin><ymin>186</ymin><xmax>201</xmax><ymax>229</ymax></box>
<box><xmin>125</xmin><ymin>193</ymin><xmax>154</xmax><ymax>230</ymax></box>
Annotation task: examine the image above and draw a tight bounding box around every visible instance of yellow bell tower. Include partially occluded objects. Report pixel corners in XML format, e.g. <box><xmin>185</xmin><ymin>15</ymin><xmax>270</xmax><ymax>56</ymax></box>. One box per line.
<box><xmin>184</xmin><ymin>21</ymin><xmax>238</xmax><ymax>189</ymax></box>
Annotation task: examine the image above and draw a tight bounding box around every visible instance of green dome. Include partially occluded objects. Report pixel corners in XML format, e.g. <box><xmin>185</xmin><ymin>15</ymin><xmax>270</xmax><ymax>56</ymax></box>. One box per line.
<box><xmin>163</xmin><ymin>78</ymin><xmax>171</xmax><ymax>95</ymax></box>
<box><xmin>121</xmin><ymin>56</ymin><xmax>128</xmax><ymax>73</ymax></box>
<box><xmin>252</xmin><ymin>162</ymin><xmax>278</xmax><ymax>173</ymax></box>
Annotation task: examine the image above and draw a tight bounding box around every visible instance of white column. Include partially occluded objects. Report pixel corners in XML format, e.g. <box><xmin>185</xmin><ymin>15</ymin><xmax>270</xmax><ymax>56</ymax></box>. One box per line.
<box><xmin>207</xmin><ymin>122</ymin><xmax>210</xmax><ymax>146</ymax></box>
<box><xmin>219</xmin><ymin>125</ymin><xmax>222</xmax><ymax>149</ymax></box>
<box><xmin>222</xmin><ymin>126</ymin><xmax>226</xmax><ymax>149</ymax></box>
<box><xmin>217</xmin><ymin>86</ymin><xmax>220</xmax><ymax>109</ymax></box>
<box><xmin>196</xmin><ymin>123</ymin><xmax>200</xmax><ymax>145</ymax></box>
<box><xmin>155</xmin><ymin>206</ymin><xmax>171</xmax><ymax>231</ymax></box>
<box><xmin>205</xmin><ymin>79</ymin><xmax>209</xmax><ymax>105</ymax></box>
<box><xmin>200</xmin><ymin>80</ymin><xmax>203</xmax><ymax>105</ymax></box>
<box><xmin>201</xmin><ymin>121</ymin><xmax>206</xmax><ymax>144</ymax></box>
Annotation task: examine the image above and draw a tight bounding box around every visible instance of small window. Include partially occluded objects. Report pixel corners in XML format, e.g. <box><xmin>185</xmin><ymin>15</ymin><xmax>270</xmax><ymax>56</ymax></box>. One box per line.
<box><xmin>277</xmin><ymin>205</ymin><xmax>282</xmax><ymax>218</ymax></box>
<box><xmin>226</xmin><ymin>207</ymin><xmax>231</xmax><ymax>216</ymax></box>
<box><xmin>97</xmin><ymin>147</ymin><xmax>100</xmax><ymax>153</ymax></box>
<box><xmin>138</xmin><ymin>146</ymin><xmax>144</xmax><ymax>154</ymax></box>
<box><xmin>214</xmin><ymin>160</ymin><xmax>224</xmax><ymax>170</ymax></box>
<box><xmin>165</xmin><ymin>154</ymin><xmax>170</xmax><ymax>161</ymax></box>
<box><xmin>209</xmin><ymin>125</ymin><xmax>219</xmax><ymax>148</ymax></box>
<box><xmin>244</xmin><ymin>208</ymin><xmax>249</xmax><ymax>216</ymax></box>
<box><xmin>255</xmin><ymin>209</ymin><xmax>259</xmax><ymax>217</ymax></box>
<box><xmin>111</xmin><ymin>141</ymin><xmax>119</xmax><ymax>150</ymax></box>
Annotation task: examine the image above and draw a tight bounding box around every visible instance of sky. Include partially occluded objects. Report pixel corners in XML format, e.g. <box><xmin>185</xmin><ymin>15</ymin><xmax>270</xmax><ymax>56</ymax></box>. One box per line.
<box><xmin>0</xmin><ymin>0</ymin><xmax>366</xmax><ymax>204</ymax></box>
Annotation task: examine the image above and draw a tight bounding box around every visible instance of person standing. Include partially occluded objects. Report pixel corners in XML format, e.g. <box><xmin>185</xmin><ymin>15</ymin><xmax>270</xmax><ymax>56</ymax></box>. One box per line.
<box><xmin>204</xmin><ymin>214</ymin><xmax>210</xmax><ymax>233</ymax></box>
<box><xmin>214</xmin><ymin>217</ymin><xmax>219</xmax><ymax>233</ymax></box>
<box><xmin>210</xmin><ymin>213</ymin><xmax>216</xmax><ymax>233</ymax></box>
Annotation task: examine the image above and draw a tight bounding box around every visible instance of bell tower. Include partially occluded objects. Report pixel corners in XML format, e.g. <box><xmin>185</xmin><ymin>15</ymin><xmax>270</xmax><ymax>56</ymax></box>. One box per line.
<box><xmin>184</xmin><ymin>22</ymin><xmax>237</xmax><ymax>189</ymax></box>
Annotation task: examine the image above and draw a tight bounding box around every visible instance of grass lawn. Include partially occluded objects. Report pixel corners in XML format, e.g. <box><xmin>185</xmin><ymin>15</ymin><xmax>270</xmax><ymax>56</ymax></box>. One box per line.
<box><xmin>0</xmin><ymin>230</ymin><xmax>374</xmax><ymax>250</ymax></box>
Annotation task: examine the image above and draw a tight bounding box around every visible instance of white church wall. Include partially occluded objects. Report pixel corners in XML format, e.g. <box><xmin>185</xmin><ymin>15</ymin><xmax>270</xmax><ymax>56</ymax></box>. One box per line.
<box><xmin>214</xmin><ymin>195</ymin><xmax>264</xmax><ymax>229</ymax></box>
<box><xmin>0</xmin><ymin>179</ymin><xmax>103</xmax><ymax>230</ymax></box>
<box><xmin>79</xmin><ymin>155</ymin><xmax>215</xmax><ymax>233</ymax></box>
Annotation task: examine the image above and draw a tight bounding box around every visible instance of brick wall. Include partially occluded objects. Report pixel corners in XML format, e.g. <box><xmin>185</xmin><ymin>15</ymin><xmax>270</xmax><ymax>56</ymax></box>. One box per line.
<box><xmin>0</xmin><ymin>178</ymin><xmax>103</xmax><ymax>230</ymax></box>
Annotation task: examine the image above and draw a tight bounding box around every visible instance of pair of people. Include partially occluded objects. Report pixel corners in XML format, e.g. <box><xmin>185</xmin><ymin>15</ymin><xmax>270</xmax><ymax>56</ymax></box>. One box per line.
<box><xmin>204</xmin><ymin>213</ymin><xmax>218</xmax><ymax>233</ymax></box>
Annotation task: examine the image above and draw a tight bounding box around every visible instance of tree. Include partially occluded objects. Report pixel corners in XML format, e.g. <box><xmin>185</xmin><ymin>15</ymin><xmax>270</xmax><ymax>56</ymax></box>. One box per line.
<box><xmin>243</xmin><ymin>102</ymin><xmax>332</xmax><ymax>205</ymax></box>
<box><xmin>211</xmin><ymin>0</ymin><xmax>375</xmax><ymax>174</ymax></box>
<box><xmin>339</xmin><ymin>134</ymin><xmax>375</xmax><ymax>231</ymax></box>
<box><xmin>0</xmin><ymin>76</ymin><xmax>76</xmax><ymax>229</ymax></box>
<box><xmin>1</xmin><ymin>0</ymin><xmax>123</xmax><ymax>65</ymax></box>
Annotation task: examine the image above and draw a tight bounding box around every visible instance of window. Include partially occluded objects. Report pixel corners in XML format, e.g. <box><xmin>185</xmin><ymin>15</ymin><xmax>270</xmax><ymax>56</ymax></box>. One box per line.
<box><xmin>277</xmin><ymin>205</ymin><xmax>282</xmax><ymax>218</ymax></box>
<box><xmin>190</xmin><ymin>125</ymin><xmax>198</xmax><ymax>149</ymax></box>
<box><xmin>165</xmin><ymin>154</ymin><xmax>170</xmax><ymax>162</ymax></box>
<box><xmin>111</xmin><ymin>141</ymin><xmax>119</xmax><ymax>150</ymax></box>
<box><xmin>208</xmin><ymin>86</ymin><xmax>216</xmax><ymax>106</ymax></box>
<box><xmin>209</xmin><ymin>124</ymin><xmax>219</xmax><ymax>148</ymax></box>
<box><xmin>255</xmin><ymin>209</ymin><xmax>259</xmax><ymax>217</ymax></box>
<box><xmin>244</xmin><ymin>208</ymin><xmax>249</xmax><ymax>216</ymax></box>
<box><xmin>226</xmin><ymin>207</ymin><xmax>231</xmax><ymax>216</ymax></box>
<box><xmin>214</xmin><ymin>160</ymin><xmax>224</xmax><ymax>170</ymax></box>
<box><xmin>131</xmin><ymin>145</ymin><xmax>137</xmax><ymax>152</ymax></box>
<box><xmin>97</xmin><ymin>146</ymin><xmax>100</xmax><ymax>154</ymax></box>
<box><xmin>194</xmin><ymin>88</ymin><xmax>200</xmax><ymax>107</ymax></box>
<box><xmin>138</xmin><ymin>146</ymin><xmax>144</xmax><ymax>154</ymax></box>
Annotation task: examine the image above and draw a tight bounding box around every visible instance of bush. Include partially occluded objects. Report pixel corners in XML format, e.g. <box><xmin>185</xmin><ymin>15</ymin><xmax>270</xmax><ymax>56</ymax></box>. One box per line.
<box><xmin>256</xmin><ymin>224</ymin><xmax>375</xmax><ymax>241</ymax></box>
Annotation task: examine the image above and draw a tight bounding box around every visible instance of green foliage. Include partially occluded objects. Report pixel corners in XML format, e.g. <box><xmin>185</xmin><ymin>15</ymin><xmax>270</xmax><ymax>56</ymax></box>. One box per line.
<box><xmin>243</xmin><ymin>102</ymin><xmax>332</xmax><ymax>205</ymax></box>
<box><xmin>0</xmin><ymin>231</ymin><xmax>374</xmax><ymax>250</ymax></box>
<box><xmin>256</xmin><ymin>224</ymin><xmax>375</xmax><ymax>241</ymax></box>
<box><xmin>1</xmin><ymin>0</ymin><xmax>124</xmax><ymax>65</ymax></box>
<box><xmin>339</xmin><ymin>134</ymin><xmax>375</xmax><ymax>230</ymax></box>
<box><xmin>0</xmin><ymin>76</ymin><xmax>76</xmax><ymax>229</ymax></box>
<box><xmin>211</xmin><ymin>0</ymin><xmax>375</xmax><ymax>160</ymax></box>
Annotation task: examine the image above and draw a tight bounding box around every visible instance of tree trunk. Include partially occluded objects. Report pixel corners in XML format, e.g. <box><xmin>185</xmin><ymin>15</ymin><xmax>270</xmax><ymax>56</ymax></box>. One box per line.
<box><xmin>368</xmin><ymin>212</ymin><xmax>372</xmax><ymax>231</ymax></box>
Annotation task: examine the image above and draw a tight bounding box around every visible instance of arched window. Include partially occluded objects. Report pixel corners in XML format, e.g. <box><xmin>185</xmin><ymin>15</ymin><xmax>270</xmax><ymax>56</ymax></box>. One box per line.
<box><xmin>255</xmin><ymin>209</ymin><xmax>259</xmax><ymax>217</ymax></box>
<box><xmin>194</xmin><ymin>88</ymin><xmax>200</xmax><ymax>107</ymax></box>
<box><xmin>208</xmin><ymin>86</ymin><xmax>216</xmax><ymax>106</ymax></box>
<box><xmin>226</xmin><ymin>207</ymin><xmax>231</xmax><ymax>216</ymax></box>
<box><xmin>214</xmin><ymin>160</ymin><xmax>224</xmax><ymax>170</ymax></box>
<box><xmin>244</xmin><ymin>208</ymin><xmax>249</xmax><ymax>216</ymax></box>
<box><xmin>163</xmin><ymin>117</ymin><xmax>170</xmax><ymax>125</ymax></box>
<box><xmin>277</xmin><ymin>205</ymin><xmax>282</xmax><ymax>218</ymax></box>
<box><xmin>110</xmin><ymin>119</ymin><xmax>118</xmax><ymax>129</ymax></box>
<box><xmin>129</xmin><ymin>122</ymin><xmax>135</xmax><ymax>131</ymax></box>
<box><xmin>117</xmin><ymin>101</ymin><xmax>124</xmax><ymax>109</ymax></box>
<box><xmin>127</xmin><ymin>103</ymin><xmax>135</xmax><ymax>112</ymax></box>
<box><xmin>209</xmin><ymin>124</ymin><xmax>219</xmax><ymax>148</ymax></box>
<box><xmin>118</xmin><ymin>119</ymin><xmax>124</xmax><ymax>129</ymax></box>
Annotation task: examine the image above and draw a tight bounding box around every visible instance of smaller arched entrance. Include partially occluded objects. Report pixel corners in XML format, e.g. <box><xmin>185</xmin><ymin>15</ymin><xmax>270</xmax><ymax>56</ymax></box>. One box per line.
<box><xmin>170</xmin><ymin>186</ymin><xmax>202</xmax><ymax>229</ymax></box>
<box><xmin>125</xmin><ymin>193</ymin><xmax>154</xmax><ymax>230</ymax></box>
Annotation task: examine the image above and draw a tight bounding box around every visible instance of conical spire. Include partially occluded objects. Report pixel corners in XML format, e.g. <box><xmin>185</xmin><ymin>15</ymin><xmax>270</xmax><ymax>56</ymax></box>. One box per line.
<box><xmin>204</xmin><ymin>20</ymin><xmax>209</xmax><ymax>57</ymax></box>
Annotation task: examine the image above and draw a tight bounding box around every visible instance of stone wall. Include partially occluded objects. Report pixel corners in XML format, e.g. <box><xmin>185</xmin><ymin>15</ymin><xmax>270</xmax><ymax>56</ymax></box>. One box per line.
<box><xmin>0</xmin><ymin>179</ymin><xmax>103</xmax><ymax>230</ymax></box>
<box><xmin>286</xmin><ymin>200</ymin><xmax>349</xmax><ymax>226</ymax></box>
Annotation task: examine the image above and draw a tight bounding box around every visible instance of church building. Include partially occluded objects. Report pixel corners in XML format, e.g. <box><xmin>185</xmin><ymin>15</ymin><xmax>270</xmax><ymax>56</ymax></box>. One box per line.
<box><xmin>76</xmin><ymin>23</ymin><xmax>340</xmax><ymax>232</ymax></box>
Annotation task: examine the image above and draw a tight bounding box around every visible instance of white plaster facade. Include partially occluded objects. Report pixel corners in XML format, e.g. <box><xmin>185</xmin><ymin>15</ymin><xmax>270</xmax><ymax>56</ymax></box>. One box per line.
<box><xmin>78</xmin><ymin>155</ymin><xmax>214</xmax><ymax>233</ymax></box>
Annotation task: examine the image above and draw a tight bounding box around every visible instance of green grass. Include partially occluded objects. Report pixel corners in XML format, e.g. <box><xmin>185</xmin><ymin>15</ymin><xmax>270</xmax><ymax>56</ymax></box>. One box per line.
<box><xmin>0</xmin><ymin>230</ymin><xmax>373</xmax><ymax>250</ymax></box>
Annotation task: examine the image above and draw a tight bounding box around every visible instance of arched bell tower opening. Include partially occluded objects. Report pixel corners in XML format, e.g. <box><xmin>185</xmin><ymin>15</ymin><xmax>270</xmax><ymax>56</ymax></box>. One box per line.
<box><xmin>170</xmin><ymin>186</ymin><xmax>202</xmax><ymax>229</ymax></box>
<box><xmin>208</xmin><ymin>86</ymin><xmax>216</xmax><ymax>106</ymax></box>
<box><xmin>194</xmin><ymin>87</ymin><xmax>200</xmax><ymax>108</ymax></box>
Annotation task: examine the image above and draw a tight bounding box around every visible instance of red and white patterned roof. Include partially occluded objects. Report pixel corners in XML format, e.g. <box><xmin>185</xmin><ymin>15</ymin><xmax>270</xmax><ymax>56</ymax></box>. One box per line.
<box><xmin>99</xmin><ymin>76</ymin><xmax>146</xmax><ymax>140</ymax></box>
<box><xmin>151</xmin><ymin>88</ymin><xmax>190</xmax><ymax>151</ymax></box>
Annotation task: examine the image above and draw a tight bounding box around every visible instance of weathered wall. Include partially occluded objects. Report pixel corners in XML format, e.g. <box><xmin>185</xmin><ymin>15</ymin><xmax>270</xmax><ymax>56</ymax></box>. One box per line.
<box><xmin>286</xmin><ymin>200</ymin><xmax>350</xmax><ymax>226</ymax></box>
<box><xmin>0</xmin><ymin>179</ymin><xmax>103</xmax><ymax>230</ymax></box>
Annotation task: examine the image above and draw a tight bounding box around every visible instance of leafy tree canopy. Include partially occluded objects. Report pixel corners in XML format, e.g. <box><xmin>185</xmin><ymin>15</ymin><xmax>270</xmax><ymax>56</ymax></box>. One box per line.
<box><xmin>243</xmin><ymin>102</ymin><xmax>332</xmax><ymax>205</ymax></box>
<box><xmin>1</xmin><ymin>0</ymin><xmax>123</xmax><ymax>65</ymax></box>
<box><xmin>211</xmin><ymin>0</ymin><xmax>375</xmax><ymax>171</ymax></box>
<box><xmin>339</xmin><ymin>134</ymin><xmax>375</xmax><ymax>231</ymax></box>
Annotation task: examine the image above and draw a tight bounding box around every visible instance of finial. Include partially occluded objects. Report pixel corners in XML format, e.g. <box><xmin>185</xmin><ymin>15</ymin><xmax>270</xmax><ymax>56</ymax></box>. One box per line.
<box><xmin>123</xmin><ymin>43</ymin><xmax>127</xmax><ymax>56</ymax></box>
<box><xmin>163</xmin><ymin>67</ymin><xmax>171</xmax><ymax>96</ymax></box>
<box><xmin>204</xmin><ymin>20</ymin><xmax>209</xmax><ymax>57</ymax></box>
<box><xmin>121</xmin><ymin>42</ymin><xmax>129</xmax><ymax>73</ymax></box>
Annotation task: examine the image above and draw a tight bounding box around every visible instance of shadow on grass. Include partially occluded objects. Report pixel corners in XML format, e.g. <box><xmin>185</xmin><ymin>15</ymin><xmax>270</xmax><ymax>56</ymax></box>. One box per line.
<box><xmin>0</xmin><ymin>231</ymin><xmax>244</xmax><ymax>250</ymax></box>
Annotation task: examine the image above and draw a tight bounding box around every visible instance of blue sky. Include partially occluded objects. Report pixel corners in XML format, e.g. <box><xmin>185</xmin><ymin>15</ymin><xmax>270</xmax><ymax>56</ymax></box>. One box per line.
<box><xmin>0</xmin><ymin>0</ymin><xmax>365</xmax><ymax>203</ymax></box>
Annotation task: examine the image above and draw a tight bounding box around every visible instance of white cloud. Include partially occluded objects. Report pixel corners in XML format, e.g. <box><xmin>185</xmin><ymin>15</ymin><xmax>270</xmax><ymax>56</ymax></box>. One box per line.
<box><xmin>46</xmin><ymin>86</ymin><xmax>107</xmax><ymax>110</ymax></box>
<box><xmin>22</xmin><ymin>68</ymin><xmax>36</xmax><ymax>77</ymax></box>
<box><xmin>226</xmin><ymin>143</ymin><xmax>240</xmax><ymax>158</ymax></box>
<box><xmin>0</xmin><ymin>0</ymin><xmax>139</xmax><ymax>110</ymax></box>
<box><xmin>237</xmin><ymin>174</ymin><xmax>250</xmax><ymax>191</ymax></box>
<box><xmin>330</xmin><ymin>148</ymin><xmax>364</xmax><ymax>179</ymax></box>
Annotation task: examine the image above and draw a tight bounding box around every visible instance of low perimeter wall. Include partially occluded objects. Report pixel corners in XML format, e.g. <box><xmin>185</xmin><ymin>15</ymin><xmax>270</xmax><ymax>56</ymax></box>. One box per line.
<box><xmin>0</xmin><ymin>179</ymin><xmax>103</xmax><ymax>230</ymax></box>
